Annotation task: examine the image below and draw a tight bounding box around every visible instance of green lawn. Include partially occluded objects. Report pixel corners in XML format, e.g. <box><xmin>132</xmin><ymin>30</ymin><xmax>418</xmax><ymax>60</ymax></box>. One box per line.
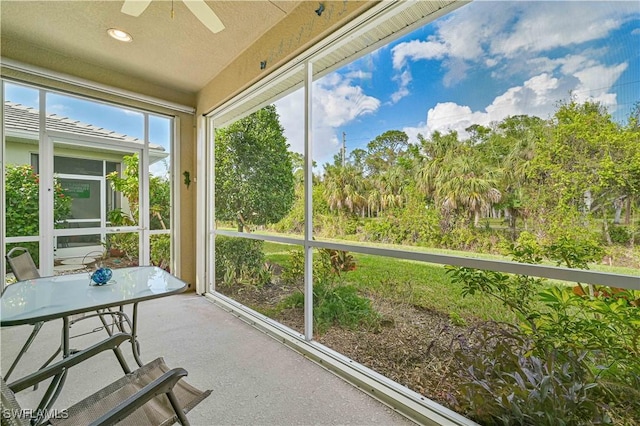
<box><xmin>344</xmin><ymin>254</ymin><xmax>515</xmax><ymax>322</ymax></box>
<box><xmin>262</xmin><ymin>239</ymin><xmax>639</xmax><ymax>322</ymax></box>
<box><xmin>263</xmin><ymin>241</ymin><xmax>516</xmax><ymax>322</ymax></box>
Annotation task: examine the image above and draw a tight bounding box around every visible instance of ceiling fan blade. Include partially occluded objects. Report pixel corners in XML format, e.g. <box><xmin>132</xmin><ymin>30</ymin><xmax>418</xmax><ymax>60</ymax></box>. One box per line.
<box><xmin>183</xmin><ymin>0</ymin><xmax>225</xmax><ymax>34</ymax></box>
<box><xmin>121</xmin><ymin>0</ymin><xmax>152</xmax><ymax>17</ymax></box>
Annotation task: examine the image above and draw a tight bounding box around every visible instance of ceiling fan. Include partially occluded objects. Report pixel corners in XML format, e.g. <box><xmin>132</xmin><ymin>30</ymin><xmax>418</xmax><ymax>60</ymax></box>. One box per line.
<box><xmin>121</xmin><ymin>0</ymin><xmax>225</xmax><ymax>34</ymax></box>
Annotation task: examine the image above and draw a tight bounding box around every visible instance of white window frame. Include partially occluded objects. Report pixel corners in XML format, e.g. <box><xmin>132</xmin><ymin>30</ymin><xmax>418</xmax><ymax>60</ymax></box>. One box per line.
<box><xmin>2</xmin><ymin>80</ymin><xmax>178</xmax><ymax>278</ymax></box>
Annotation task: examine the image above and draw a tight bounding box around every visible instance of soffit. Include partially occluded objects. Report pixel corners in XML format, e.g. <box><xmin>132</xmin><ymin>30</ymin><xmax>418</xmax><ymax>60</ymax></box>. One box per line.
<box><xmin>0</xmin><ymin>1</ymin><xmax>301</xmax><ymax>102</ymax></box>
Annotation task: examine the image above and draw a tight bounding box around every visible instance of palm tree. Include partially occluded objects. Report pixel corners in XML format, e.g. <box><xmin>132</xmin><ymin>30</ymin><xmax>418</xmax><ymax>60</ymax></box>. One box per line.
<box><xmin>415</xmin><ymin>131</ymin><xmax>461</xmax><ymax>197</ymax></box>
<box><xmin>497</xmin><ymin>115</ymin><xmax>544</xmax><ymax>233</ymax></box>
<box><xmin>435</xmin><ymin>152</ymin><xmax>502</xmax><ymax>227</ymax></box>
<box><xmin>323</xmin><ymin>164</ymin><xmax>366</xmax><ymax>214</ymax></box>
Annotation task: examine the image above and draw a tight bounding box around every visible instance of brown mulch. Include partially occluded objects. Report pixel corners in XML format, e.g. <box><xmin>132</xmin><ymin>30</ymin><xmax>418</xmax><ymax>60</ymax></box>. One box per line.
<box><xmin>216</xmin><ymin>279</ymin><xmax>490</xmax><ymax>412</ymax></box>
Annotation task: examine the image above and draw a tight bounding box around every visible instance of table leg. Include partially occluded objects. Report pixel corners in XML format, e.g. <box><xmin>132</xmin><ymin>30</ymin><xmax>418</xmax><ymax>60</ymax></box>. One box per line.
<box><xmin>3</xmin><ymin>322</ymin><xmax>44</xmax><ymax>381</ymax></box>
<box><xmin>62</xmin><ymin>316</ymin><xmax>70</xmax><ymax>357</ymax></box>
<box><xmin>131</xmin><ymin>302</ymin><xmax>144</xmax><ymax>367</ymax></box>
<box><xmin>32</xmin><ymin>317</ymin><xmax>70</xmax><ymax>425</ymax></box>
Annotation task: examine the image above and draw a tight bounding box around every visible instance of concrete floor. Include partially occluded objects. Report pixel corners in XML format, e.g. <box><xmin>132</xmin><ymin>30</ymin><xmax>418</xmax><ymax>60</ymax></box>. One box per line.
<box><xmin>1</xmin><ymin>294</ymin><xmax>414</xmax><ymax>425</ymax></box>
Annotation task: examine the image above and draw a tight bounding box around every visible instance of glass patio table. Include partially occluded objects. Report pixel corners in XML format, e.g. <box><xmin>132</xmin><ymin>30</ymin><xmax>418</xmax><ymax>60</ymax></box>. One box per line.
<box><xmin>0</xmin><ymin>266</ymin><xmax>187</xmax><ymax>415</ymax></box>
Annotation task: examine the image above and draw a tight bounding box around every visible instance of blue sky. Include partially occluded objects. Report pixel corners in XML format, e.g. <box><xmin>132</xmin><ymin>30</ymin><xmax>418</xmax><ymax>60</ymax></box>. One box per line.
<box><xmin>275</xmin><ymin>1</ymin><xmax>640</xmax><ymax>167</ymax></box>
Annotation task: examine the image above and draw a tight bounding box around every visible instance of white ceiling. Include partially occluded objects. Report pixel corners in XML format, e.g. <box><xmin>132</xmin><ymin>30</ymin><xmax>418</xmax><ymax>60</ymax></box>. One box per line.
<box><xmin>0</xmin><ymin>1</ymin><xmax>302</xmax><ymax>96</ymax></box>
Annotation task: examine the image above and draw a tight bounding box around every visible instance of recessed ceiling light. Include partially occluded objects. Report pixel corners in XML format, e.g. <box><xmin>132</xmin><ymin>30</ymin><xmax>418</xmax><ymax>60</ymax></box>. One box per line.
<box><xmin>107</xmin><ymin>28</ymin><xmax>132</xmax><ymax>42</ymax></box>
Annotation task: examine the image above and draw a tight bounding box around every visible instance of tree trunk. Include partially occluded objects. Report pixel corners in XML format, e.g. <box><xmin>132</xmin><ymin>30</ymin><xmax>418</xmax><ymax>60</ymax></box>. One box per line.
<box><xmin>613</xmin><ymin>196</ymin><xmax>624</xmax><ymax>224</ymax></box>
<box><xmin>603</xmin><ymin>211</ymin><xmax>612</xmax><ymax>245</ymax></box>
<box><xmin>583</xmin><ymin>190</ymin><xmax>592</xmax><ymax>212</ymax></box>
<box><xmin>508</xmin><ymin>208</ymin><xmax>517</xmax><ymax>239</ymax></box>
<box><xmin>624</xmin><ymin>196</ymin><xmax>632</xmax><ymax>225</ymax></box>
<box><xmin>237</xmin><ymin>212</ymin><xmax>246</xmax><ymax>232</ymax></box>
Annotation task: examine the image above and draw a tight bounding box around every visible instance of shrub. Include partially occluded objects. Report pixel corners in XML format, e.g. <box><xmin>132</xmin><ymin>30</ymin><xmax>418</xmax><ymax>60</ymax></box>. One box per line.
<box><xmin>318</xmin><ymin>248</ymin><xmax>356</xmax><ymax>274</ymax></box>
<box><xmin>448</xmin><ymin>234</ymin><xmax>640</xmax><ymax>424</ymax></box>
<box><xmin>5</xmin><ymin>165</ymin><xmax>71</xmax><ymax>235</ymax></box>
<box><xmin>214</xmin><ymin>236</ymin><xmax>264</xmax><ymax>285</ymax></box>
<box><xmin>453</xmin><ymin>325</ymin><xmax>606</xmax><ymax>426</ymax></box>
<box><xmin>279</xmin><ymin>248</ymin><xmax>305</xmax><ymax>287</ymax></box>
<box><xmin>280</xmin><ymin>248</ymin><xmax>379</xmax><ymax>333</ymax></box>
<box><xmin>544</xmin><ymin>234</ymin><xmax>604</xmax><ymax>269</ymax></box>
<box><xmin>363</xmin><ymin>218</ymin><xmax>397</xmax><ymax>243</ymax></box>
<box><xmin>105</xmin><ymin>233</ymin><xmax>138</xmax><ymax>261</ymax></box>
<box><xmin>5</xmin><ymin>164</ymin><xmax>71</xmax><ymax>266</ymax></box>
<box><xmin>608</xmin><ymin>224</ymin><xmax>633</xmax><ymax>245</ymax></box>
<box><xmin>150</xmin><ymin>234</ymin><xmax>171</xmax><ymax>271</ymax></box>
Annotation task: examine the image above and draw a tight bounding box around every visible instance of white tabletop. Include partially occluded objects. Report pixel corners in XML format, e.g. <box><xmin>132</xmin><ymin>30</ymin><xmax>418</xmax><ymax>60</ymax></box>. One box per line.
<box><xmin>1</xmin><ymin>266</ymin><xmax>187</xmax><ymax>326</ymax></box>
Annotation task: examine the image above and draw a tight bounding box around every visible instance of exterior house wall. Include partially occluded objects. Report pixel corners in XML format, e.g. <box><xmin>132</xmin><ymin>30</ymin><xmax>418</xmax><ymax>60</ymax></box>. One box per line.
<box><xmin>5</xmin><ymin>139</ymin><xmax>128</xmax><ymax>165</ymax></box>
<box><xmin>4</xmin><ymin>139</ymin><xmax>35</xmax><ymax>165</ymax></box>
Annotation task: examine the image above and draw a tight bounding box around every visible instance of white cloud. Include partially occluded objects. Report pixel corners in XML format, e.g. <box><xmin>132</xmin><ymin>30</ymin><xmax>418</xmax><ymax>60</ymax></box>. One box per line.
<box><xmin>404</xmin><ymin>69</ymin><xmax>590</xmax><ymax>143</ymax></box>
<box><xmin>391</xmin><ymin>39</ymin><xmax>448</xmax><ymax>69</ymax></box>
<box><xmin>345</xmin><ymin>70</ymin><xmax>372</xmax><ymax>80</ymax></box>
<box><xmin>390</xmin><ymin>1</ymin><xmax>637</xmax><ymax>86</ymax></box>
<box><xmin>491</xmin><ymin>3</ymin><xmax>634</xmax><ymax>58</ymax></box>
<box><xmin>403</xmin><ymin>104</ymin><xmax>484</xmax><ymax>145</ymax></box>
<box><xmin>486</xmin><ymin>73</ymin><xmax>562</xmax><ymax>119</ymax></box>
<box><xmin>313</xmin><ymin>74</ymin><xmax>381</xmax><ymax>127</ymax></box>
<box><xmin>390</xmin><ymin>70</ymin><xmax>412</xmax><ymax>103</ymax></box>
<box><xmin>572</xmin><ymin>62</ymin><xmax>628</xmax><ymax>106</ymax></box>
<box><xmin>275</xmin><ymin>72</ymin><xmax>381</xmax><ymax>166</ymax></box>
<box><xmin>404</xmin><ymin>47</ymin><xmax>629</xmax><ymax>142</ymax></box>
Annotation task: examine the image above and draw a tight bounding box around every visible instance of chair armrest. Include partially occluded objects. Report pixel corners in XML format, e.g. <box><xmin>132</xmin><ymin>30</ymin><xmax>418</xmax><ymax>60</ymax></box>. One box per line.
<box><xmin>88</xmin><ymin>368</ymin><xmax>188</xmax><ymax>426</ymax></box>
<box><xmin>8</xmin><ymin>333</ymin><xmax>131</xmax><ymax>393</ymax></box>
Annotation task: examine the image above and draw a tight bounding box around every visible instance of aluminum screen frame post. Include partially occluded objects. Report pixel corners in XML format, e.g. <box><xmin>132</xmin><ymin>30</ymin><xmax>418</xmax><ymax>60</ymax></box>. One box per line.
<box><xmin>303</xmin><ymin>61</ymin><xmax>314</xmax><ymax>341</ymax></box>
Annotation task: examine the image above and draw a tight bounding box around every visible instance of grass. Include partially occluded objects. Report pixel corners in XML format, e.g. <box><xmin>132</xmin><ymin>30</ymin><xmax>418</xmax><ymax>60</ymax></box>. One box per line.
<box><xmin>259</xmin><ymin>232</ymin><xmax>639</xmax><ymax>275</ymax></box>
<box><xmin>262</xmin><ymin>239</ymin><xmax>639</xmax><ymax>323</ymax></box>
<box><xmin>260</xmin><ymin>233</ymin><xmax>640</xmax><ymax>325</ymax></box>
<box><xmin>263</xmin><ymin>242</ymin><xmax>516</xmax><ymax>322</ymax></box>
<box><xmin>344</xmin><ymin>254</ymin><xmax>515</xmax><ymax>322</ymax></box>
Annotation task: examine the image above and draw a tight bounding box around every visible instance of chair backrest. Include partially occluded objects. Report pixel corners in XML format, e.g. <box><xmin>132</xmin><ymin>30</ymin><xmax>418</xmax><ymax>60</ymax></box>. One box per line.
<box><xmin>1</xmin><ymin>377</ymin><xmax>29</xmax><ymax>426</ymax></box>
<box><xmin>6</xmin><ymin>247</ymin><xmax>40</xmax><ymax>281</ymax></box>
<box><xmin>2</xmin><ymin>357</ymin><xmax>211</xmax><ymax>426</ymax></box>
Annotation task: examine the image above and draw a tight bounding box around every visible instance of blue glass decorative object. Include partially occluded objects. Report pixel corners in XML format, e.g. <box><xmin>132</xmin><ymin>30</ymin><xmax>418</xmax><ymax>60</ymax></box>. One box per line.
<box><xmin>91</xmin><ymin>267</ymin><xmax>113</xmax><ymax>286</ymax></box>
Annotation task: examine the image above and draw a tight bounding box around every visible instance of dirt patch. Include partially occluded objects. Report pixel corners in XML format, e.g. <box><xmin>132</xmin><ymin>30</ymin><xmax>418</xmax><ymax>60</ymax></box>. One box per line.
<box><xmin>217</xmin><ymin>280</ymin><xmax>489</xmax><ymax>413</ymax></box>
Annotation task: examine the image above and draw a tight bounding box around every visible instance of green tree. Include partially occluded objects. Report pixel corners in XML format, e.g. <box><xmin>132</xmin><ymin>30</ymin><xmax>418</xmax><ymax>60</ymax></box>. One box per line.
<box><xmin>5</xmin><ymin>164</ymin><xmax>71</xmax><ymax>265</ymax></box>
<box><xmin>365</xmin><ymin>130</ymin><xmax>409</xmax><ymax>175</ymax></box>
<box><xmin>493</xmin><ymin>115</ymin><xmax>546</xmax><ymax>235</ymax></box>
<box><xmin>600</xmin><ymin>103</ymin><xmax>640</xmax><ymax>226</ymax></box>
<box><xmin>415</xmin><ymin>131</ymin><xmax>502</xmax><ymax>227</ymax></box>
<box><xmin>106</xmin><ymin>154</ymin><xmax>171</xmax><ymax>230</ymax></box>
<box><xmin>106</xmin><ymin>154</ymin><xmax>171</xmax><ymax>266</ymax></box>
<box><xmin>527</xmin><ymin>100</ymin><xmax>622</xmax><ymax>238</ymax></box>
<box><xmin>215</xmin><ymin>105</ymin><xmax>295</xmax><ymax>232</ymax></box>
<box><xmin>415</xmin><ymin>130</ymin><xmax>462</xmax><ymax>198</ymax></box>
<box><xmin>5</xmin><ymin>164</ymin><xmax>71</xmax><ymax>237</ymax></box>
<box><xmin>323</xmin><ymin>163</ymin><xmax>367</xmax><ymax>215</ymax></box>
<box><xmin>436</xmin><ymin>150</ymin><xmax>502</xmax><ymax>227</ymax></box>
